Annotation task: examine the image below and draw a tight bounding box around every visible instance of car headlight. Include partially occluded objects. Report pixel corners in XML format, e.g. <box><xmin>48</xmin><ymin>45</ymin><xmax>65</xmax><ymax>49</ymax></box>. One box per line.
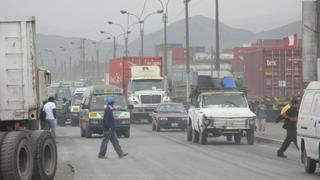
<box><xmin>163</xmin><ymin>96</ymin><xmax>170</xmax><ymax>102</ymax></box>
<box><xmin>159</xmin><ymin>117</ymin><xmax>168</xmax><ymax>120</ymax></box>
<box><xmin>203</xmin><ymin>115</ymin><xmax>211</xmax><ymax>126</ymax></box>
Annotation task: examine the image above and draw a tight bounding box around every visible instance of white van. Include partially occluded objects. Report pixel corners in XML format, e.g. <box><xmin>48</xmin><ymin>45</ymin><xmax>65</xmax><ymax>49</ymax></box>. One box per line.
<box><xmin>297</xmin><ymin>81</ymin><xmax>320</xmax><ymax>174</ymax></box>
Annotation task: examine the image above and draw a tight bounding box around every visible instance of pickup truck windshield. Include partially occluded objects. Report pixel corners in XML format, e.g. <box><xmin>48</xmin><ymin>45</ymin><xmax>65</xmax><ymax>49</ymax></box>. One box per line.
<box><xmin>132</xmin><ymin>79</ymin><xmax>164</xmax><ymax>91</ymax></box>
<box><xmin>202</xmin><ymin>94</ymin><xmax>248</xmax><ymax>108</ymax></box>
<box><xmin>90</xmin><ymin>95</ymin><xmax>127</xmax><ymax>111</ymax></box>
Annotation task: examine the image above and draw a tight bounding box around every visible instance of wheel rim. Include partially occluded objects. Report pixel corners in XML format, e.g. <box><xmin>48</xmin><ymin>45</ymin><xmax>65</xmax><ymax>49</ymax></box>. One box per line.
<box><xmin>17</xmin><ymin>139</ymin><xmax>32</xmax><ymax>177</ymax></box>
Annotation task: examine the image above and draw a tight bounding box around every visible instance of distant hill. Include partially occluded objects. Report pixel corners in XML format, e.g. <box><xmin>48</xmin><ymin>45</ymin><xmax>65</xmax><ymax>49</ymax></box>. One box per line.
<box><xmin>129</xmin><ymin>15</ymin><xmax>255</xmax><ymax>55</ymax></box>
<box><xmin>253</xmin><ymin>21</ymin><xmax>302</xmax><ymax>40</ymax></box>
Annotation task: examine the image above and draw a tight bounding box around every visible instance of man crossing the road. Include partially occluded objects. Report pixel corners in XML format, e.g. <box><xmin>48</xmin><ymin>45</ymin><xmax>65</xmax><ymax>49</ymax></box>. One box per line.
<box><xmin>276</xmin><ymin>97</ymin><xmax>300</xmax><ymax>158</ymax></box>
<box><xmin>98</xmin><ymin>97</ymin><xmax>128</xmax><ymax>159</ymax></box>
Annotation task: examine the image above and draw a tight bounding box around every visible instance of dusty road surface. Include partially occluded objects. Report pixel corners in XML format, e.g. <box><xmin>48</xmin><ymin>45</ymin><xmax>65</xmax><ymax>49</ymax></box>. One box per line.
<box><xmin>56</xmin><ymin>125</ymin><xmax>320</xmax><ymax>180</ymax></box>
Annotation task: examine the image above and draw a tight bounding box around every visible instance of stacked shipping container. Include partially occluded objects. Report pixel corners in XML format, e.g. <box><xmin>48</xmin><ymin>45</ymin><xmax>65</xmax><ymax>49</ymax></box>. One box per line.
<box><xmin>243</xmin><ymin>48</ymin><xmax>303</xmax><ymax>98</ymax></box>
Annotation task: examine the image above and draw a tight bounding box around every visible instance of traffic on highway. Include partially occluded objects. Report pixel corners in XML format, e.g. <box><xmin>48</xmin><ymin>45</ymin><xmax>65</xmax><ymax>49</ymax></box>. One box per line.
<box><xmin>0</xmin><ymin>0</ymin><xmax>320</xmax><ymax>180</ymax></box>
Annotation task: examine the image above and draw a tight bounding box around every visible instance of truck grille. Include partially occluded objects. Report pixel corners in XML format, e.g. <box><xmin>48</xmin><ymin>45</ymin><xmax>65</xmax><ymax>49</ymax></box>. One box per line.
<box><xmin>140</xmin><ymin>95</ymin><xmax>161</xmax><ymax>104</ymax></box>
<box><xmin>212</xmin><ymin>118</ymin><xmax>248</xmax><ymax>129</ymax></box>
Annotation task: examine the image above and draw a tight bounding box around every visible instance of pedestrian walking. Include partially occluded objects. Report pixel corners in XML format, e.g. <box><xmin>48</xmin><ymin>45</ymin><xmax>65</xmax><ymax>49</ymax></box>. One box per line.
<box><xmin>43</xmin><ymin>97</ymin><xmax>57</xmax><ymax>142</ymax></box>
<box><xmin>40</xmin><ymin>100</ymin><xmax>47</xmax><ymax>129</ymax></box>
<box><xmin>276</xmin><ymin>97</ymin><xmax>300</xmax><ymax>158</ymax></box>
<box><xmin>98</xmin><ymin>97</ymin><xmax>128</xmax><ymax>159</ymax></box>
<box><xmin>255</xmin><ymin>101</ymin><xmax>267</xmax><ymax>134</ymax></box>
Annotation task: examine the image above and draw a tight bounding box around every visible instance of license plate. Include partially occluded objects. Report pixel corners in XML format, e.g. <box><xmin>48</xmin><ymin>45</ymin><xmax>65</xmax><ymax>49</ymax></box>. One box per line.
<box><xmin>171</xmin><ymin>123</ymin><xmax>178</xmax><ymax>127</ymax></box>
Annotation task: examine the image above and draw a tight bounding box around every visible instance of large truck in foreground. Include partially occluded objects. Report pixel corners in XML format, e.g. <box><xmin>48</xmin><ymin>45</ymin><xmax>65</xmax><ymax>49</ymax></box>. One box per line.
<box><xmin>109</xmin><ymin>57</ymin><xmax>170</xmax><ymax>122</ymax></box>
<box><xmin>0</xmin><ymin>17</ymin><xmax>57</xmax><ymax>180</ymax></box>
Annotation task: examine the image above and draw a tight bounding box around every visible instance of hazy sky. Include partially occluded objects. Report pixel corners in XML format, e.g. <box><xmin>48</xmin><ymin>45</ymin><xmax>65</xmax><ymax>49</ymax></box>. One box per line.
<box><xmin>0</xmin><ymin>0</ymin><xmax>303</xmax><ymax>41</ymax></box>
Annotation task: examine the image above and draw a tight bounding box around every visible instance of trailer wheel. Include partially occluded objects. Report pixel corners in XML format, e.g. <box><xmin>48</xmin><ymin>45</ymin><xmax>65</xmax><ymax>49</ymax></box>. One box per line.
<box><xmin>234</xmin><ymin>133</ymin><xmax>242</xmax><ymax>144</ymax></box>
<box><xmin>0</xmin><ymin>132</ymin><xmax>8</xmax><ymax>179</ymax></box>
<box><xmin>0</xmin><ymin>131</ymin><xmax>34</xmax><ymax>180</ymax></box>
<box><xmin>31</xmin><ymin>131</ymin><xmax>57</xmax><ymax>180</ymax></box>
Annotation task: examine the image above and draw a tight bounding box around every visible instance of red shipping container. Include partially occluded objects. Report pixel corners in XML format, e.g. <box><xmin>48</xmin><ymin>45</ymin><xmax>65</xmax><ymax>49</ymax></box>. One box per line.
<box><xmin>243</xmin><ymin>48</ymin><xmax>303</xmax><ymax>98</ymax></box>
<box><xmin>109</xmin><ymin>56</ymin><xmax>163</xmax><ymax>94</ymax></box>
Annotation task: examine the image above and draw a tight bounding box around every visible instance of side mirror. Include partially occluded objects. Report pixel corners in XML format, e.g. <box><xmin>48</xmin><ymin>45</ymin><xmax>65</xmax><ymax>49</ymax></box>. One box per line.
<box><xmin>128</xmin><ymin>104</ymin><xmax>134</xmax><ymax>110</ymax></box>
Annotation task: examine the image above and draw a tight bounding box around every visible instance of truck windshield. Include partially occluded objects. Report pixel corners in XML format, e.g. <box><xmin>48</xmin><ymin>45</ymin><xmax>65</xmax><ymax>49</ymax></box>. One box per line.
<box><xmin>90</xmin><ymin>95</ymin><xmax>127</xmax><ymax>111</ymax></box>
<box><xmin>56</xmin><ymin>87</ymin><xmax>72</xmax><ymax>101</ymax></box>
<box><xmin>72</xmin><ymin>94</ymin><xmax>83</xmax><ymax>105</ymax></box>
<box><xmin>202</xmin><ymin>94</ymin><xmax>248</xmax><ymax>108</ymax></box>
<box><xmin>132</xmin><ymin>80</ymin><xmax>164</xmax><ymax>91</ymax></box>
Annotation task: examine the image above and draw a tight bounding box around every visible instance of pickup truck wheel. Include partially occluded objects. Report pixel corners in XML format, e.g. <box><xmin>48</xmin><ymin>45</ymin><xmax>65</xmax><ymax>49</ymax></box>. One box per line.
<box><xmin>31</xmin><ymin>130</ymin><xmax>57</xmax><ymax>180</ymax></box>
<box><xmin>246</xmin><ymin>129</ymin><xmax>255</xmax><ymax>145</ymax></box>
<box><xmin>302</xmin><ymin>147</ymin><xmax>316</xmax><ymax>174</ymax></box>
<box><xmin>200</xmin><ymin>130</ymin><xmax>208</xmax><ymax>145</ymax></box>
<box><xmin>187</xmin><ymin>125</ymin><xmax>192</xmax><ymax>141</ymax></box>
<box><xmin>234</xmin><ymin>133</ymin><xmax>241</xmax><ymax>144</ymax></box>
<box><xmin>226</xmin><ymin>135</ymin><xmax>232</xmax><ymax>142</ymax></box>
<box><xmin>0</xmin><ymin>131</ymin><xmax>34</xmax><ymax>180</ymax></box>
<box><xmin>192</xmin><ymin>129</ymin><xmax>199</xmax><ymax>143</ymax></box>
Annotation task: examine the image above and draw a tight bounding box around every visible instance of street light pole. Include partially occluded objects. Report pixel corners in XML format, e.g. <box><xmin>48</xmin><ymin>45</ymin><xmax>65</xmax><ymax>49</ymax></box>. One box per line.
<box><xmin>108</xmin><ymin>21</ymin><xmax>128</xmax><ymax>56</ymax></box>
<box><xmin>185</xmin><ymin>0</ymin><xmax>191</xmax><ymax>103</ymax></box>
<box><xmin>215</xmin><ymin>0</ymin><xmax>220</xmax><ymax>78</ymax></box>
<box><xmin>158</xmin><ymin>0</ymin><xmax>171</xmax><ymax>91</ymax></box>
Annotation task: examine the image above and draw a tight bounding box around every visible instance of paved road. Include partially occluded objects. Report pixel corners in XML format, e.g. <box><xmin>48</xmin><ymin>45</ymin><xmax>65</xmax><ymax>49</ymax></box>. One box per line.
<box><xmin>56</xmin><ymin>125</ymin><xmax>320</xmax><ymax>180</ymax></box>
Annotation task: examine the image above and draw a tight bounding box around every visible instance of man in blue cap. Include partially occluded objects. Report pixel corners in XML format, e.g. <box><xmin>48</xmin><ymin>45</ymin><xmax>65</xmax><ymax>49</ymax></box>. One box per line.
<box><xmin>98</xmin><ymin>97</ymin><xmax>128</xmax><ymax>159</ymax></box>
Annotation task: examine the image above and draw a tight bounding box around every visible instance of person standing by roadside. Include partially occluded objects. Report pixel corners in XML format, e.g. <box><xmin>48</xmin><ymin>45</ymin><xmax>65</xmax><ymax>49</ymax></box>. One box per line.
<box><xmin>98</xmin><ymin>97</ymin><xmax>128</xmax><ymax>159</ymax></box>
<box><xmin>43</xmin><ymin>97</ymin><xmax>57</xmax><ymax>142</ymax></box>
<box><xmin>40</xmin><ymin>100</ymin><xmax>47</xmax><ymax>129</ymax></box>
<box><xmin>255</xmin><ymin>101</ymin><xmax>267</xmax><ymax>134</ymax></box>
<box><xmin>276</xmin><ymin>97</ymin><xmax>300</xmax><ymax>158</ymax></box>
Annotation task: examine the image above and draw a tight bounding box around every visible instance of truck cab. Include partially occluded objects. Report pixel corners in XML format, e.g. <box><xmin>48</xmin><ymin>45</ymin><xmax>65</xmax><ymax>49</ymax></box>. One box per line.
<box><xmin>127</xmin><ymin>66</ymin><xmax>170</xmax><ymax>123</ymax></box>
<box><xmin>79</xmin><ymin>85</ymin><xmax>131</xmax><ymax>138</ymax></box>
<box><xmin>187</xmin><ymin>77</ymin><xmax>256</xmax><ymax>145</ymax></box>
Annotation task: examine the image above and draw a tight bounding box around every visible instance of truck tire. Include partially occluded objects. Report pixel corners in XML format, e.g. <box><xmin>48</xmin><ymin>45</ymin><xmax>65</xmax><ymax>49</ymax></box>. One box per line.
<box><xmin>302</xmin><ymin>147</ymin><xmax>316</xmax><ymax>174</ymax></box>
<box><xmin>234</xmin><ymin>133</ymin><xmax>241</xmax><ymax>144</ymax></box>
<box><xmin>123</xmin><ymin>130</ymin><xmax>130</xmax><ymax>138</ymax></box>
<box><xmin>80</xmin><ymin>127</ymin><xmax>85</xmax><ymax>137</ymax></box>
<box><xmin>31</xmin><ymin>131</ymin><xmax>57</xmax><ymax>180</ymax></box>
<box><xmin>199</xmin><ymin>129</ymin><xmax>208</xmax><ymax>145</ymax></box>
<box><xmin>0</xmin><ymin>132</ymin><xmax>8</xmax><ymax>180</ymax></box>
<box><xmin>187</xmin><ymin>125</ymin><xmax>192</xmax><ymax>141</ymax></box>
<box><xmin>192</xmin><ymin>129</ymin><xmax>199</xmax><ymax>143</ymax></box>
<box><xmin>0</xmin><ymin>131</ymin><xmax>34</xmax><ymax>180</ymax></box>
<box><xmin>85</xmin><ymin>127</ymin><xmax>92</xmax><ymax>138</ymax></box>
<box><xmin>246</xmin><ymin>129</ymin><xmax>255</xmax><ymax>145</ymax></box>
<box><xmin>226</xmin><ymin>135</ymin><xmax>232</xmax><ymax>142</ymax></box>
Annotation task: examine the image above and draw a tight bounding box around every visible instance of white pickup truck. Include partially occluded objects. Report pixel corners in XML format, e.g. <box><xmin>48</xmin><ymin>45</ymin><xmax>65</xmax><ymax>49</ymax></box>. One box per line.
<box><xmin>187</xmin><ymin>89</ymin><xmax>256</xmax><ymax>145</ymax></box>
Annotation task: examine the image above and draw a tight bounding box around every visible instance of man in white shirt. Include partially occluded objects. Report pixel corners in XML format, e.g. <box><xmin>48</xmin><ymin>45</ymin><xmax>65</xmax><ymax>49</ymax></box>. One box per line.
<box><xmin>43</xmin><ymin>97</ymin><xmax>57</xmax><ymax>141</ymax></box>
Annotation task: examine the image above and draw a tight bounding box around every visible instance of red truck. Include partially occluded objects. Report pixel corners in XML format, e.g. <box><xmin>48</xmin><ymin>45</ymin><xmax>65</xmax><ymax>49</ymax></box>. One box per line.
<box><xmin>109</xmin><ymin>56</ymin><xmax>163</xmax><ymax>93</ymax></box>
<box><xmin>109</xmin><ymin>56</ymin><xmax>170</xmax><ymax>123</ymax></box>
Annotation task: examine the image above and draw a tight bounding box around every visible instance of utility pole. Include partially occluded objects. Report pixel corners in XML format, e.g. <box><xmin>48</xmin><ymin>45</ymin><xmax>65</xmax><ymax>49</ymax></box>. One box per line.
<box><xmin>215</xmin><ymin>0</ymin><xmax>221</xmax><ymax>78</ymax></box>
<box><xmin>211</xmin><ymin>46</ymin><xmax>214</xmax><ymax>77</ymax></box>
<box><xmin>69</xmin><ymin>55</ymin><xmax>72</xmax><ymax>80</ymax></box>
<box><xmin>185</xmin><ymin>0</ymin><xmax>191</xmax><ymax>103</ymax></box>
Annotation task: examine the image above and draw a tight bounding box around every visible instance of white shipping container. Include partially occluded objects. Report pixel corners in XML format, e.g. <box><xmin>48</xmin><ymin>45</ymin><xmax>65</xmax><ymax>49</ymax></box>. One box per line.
<box><xmin>0</xmin><ymin>17</ymin><xmax>39</xmax><ymax>121</ymax></box>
